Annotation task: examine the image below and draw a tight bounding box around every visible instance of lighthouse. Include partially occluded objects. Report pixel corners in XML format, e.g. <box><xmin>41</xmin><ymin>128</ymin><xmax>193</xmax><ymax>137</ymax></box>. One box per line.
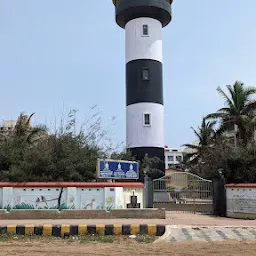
<box><xmin>112</xmin><ymin>0</ymin><xmax>173</xmax><ymax>174</ymax></box>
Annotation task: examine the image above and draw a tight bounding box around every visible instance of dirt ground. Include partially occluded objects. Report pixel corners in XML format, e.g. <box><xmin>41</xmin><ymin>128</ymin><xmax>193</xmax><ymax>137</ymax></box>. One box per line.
<box><xmin>0</xmin><ymin>239</ymin><xmax>256</xmax><ymax>256</ymax></box>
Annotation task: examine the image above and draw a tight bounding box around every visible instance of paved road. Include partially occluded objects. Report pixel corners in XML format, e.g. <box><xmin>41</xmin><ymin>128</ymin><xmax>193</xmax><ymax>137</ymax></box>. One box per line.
<box><xmin>157</xmin><ymin>226</ymin><xmax>256</xmax><ymax>243</ymax></box>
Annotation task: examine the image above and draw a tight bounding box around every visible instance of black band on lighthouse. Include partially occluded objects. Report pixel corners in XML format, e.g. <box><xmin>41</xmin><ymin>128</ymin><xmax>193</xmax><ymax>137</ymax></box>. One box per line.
<box><xmin>128</xmin><ymin>147</ymin><xmax>165</xmax><ymax>175</ymax></box>
<box><xmin>126</xmin><ymin>59</ymin><xmax>163</xmax><ymax>106</ymax></box>
<box><xmin>115</xmin><ymin>0</ymin><xmax>172</xmax><ymax>28</ymax></box>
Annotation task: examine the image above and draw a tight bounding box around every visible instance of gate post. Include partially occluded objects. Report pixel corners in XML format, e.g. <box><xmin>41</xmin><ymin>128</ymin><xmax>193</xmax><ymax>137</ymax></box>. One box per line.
<box><xmin>212</xmin><ymin>170</ymin><xmax>226</xmax><ymax>217</ymax></box>
<box><xmin>144</xmin><ymin>176</ymin><xmax>153</xmax><ymax>208</ymax></box>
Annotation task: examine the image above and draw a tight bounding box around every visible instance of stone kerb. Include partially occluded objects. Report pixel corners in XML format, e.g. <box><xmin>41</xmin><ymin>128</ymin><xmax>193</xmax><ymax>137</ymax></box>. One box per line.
<box><xmin>0</xmin><ymin>208</ymin><xmax>165</xmax><ymax>219</ymax></box>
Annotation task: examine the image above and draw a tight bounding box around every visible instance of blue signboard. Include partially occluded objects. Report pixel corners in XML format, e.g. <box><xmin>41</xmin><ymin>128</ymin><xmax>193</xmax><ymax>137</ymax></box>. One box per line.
<box><xmin>97</xmin><ymin>159</ymin><xmax>139</xmax><ymax>179</ymax></box>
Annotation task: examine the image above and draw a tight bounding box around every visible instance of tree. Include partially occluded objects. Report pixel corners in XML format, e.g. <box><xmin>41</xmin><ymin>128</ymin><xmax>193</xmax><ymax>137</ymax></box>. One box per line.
<box><xmin>189</xmin><ymin>140</ymin><xmax>256</xmax><ymax>183</ymax></box>
<box><xmin>183</xmin><ymin>118</ymin><xmax>217</xmax><ymax>165</ymax></box>
<box><xmin>182</xmin><ymin>81</ymin><xmax>256</xmax><ymax>183</ymax></box>
<box><xmin>0</xmin><ymin>112</ymin><xmax>48</xmax><ymax>180</ymax></box>
<box><xmin>206</xmin><ymin>81</ymin><xmax>256</xmax><ymax>146</ymax></box>
<box><xmin>13</xmin><ymin>112</ymin><xmax>48</xmax><ymax>144</ymax></box>
<box><xmin>140</xmin><ymin>153</ymin><xmax>163</xmax><ymax>180</ymax></box>
<box><xmin>110</xmin><ymin>150</ymin><xmax>135</xmax><ymax>161</ymax></box>
<box><xmin>0</xmin><ymin>108</ymin><xmax>115</xmax><ymax>182</ymax></box>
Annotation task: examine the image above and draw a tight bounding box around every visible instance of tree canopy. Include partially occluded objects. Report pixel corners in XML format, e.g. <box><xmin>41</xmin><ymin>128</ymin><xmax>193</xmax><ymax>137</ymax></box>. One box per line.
<box><xmin>184</xmin><ymin>81</ymin><xmax>256</xmax><ymax>183</ymax></box>
<box><xmin>0</xmin><ymin>109</ymin><xmax>114</xmax><ymax>182</ymax></box>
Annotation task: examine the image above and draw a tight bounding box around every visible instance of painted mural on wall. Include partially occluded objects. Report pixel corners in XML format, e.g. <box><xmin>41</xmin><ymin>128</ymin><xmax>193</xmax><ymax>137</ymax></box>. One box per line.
<box><xmin>105</xmin><ymin>196</ymin><xmax>114</xmax><ymax>211</ymax></box>
<box><xmin>116</xmin><ymin>196</ymin><xmax>124</xmax><ymax>209</ymax></box>
<box><xmin>0</xmin><ymin>186</ymin><xmax>143</xmax><ymax>210</ymax></box>
<box><xmin>0</xmin><ymin>187</ymin><xmax>76</xmax><ymax>210</ymax></box>
<box><xmin>79</xmin><ymin>197</ymin><xmax>104</xmax><ymax>210</ymax></box>
<box><xmin>0</xmin><ymin>195</ymin><xmax>74</xmax><ymax>210</ymax></box>
<box><xmin>104</xmin><ymin>187</ymin><xmax>124</xmax><ymax>211</ymax></box>
<box><xmin>78</xmin><ymin>188</ymin><xmax>105</xmax><ymax>210</ymax></box>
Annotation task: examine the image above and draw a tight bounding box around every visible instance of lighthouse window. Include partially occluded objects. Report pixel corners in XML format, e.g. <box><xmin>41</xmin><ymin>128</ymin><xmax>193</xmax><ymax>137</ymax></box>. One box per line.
<box><xmin>142</xmin><ymin>67</ymin><xmax>149</xmax><ymax>80</ymax></box>
<box><xmin>142</xmin><ymin>24</ymin><xmax>149</xmax><ymax>36</ymax></box>
<box><xmin>143</xmin><ymin>113</ymin><xmax>151</xmax><ymax>126</ymax></box>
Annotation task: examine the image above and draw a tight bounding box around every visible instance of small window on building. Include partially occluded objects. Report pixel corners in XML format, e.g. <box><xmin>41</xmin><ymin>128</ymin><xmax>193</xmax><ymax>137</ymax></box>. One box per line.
<box><xmin>142</xmin><ymin>67</ymin><xmax>149</xmax><ymax>81</ymax></box>
<box><xmin>143</xmin><ymin>113</ymin><xmax>151</xmax><ymax>126</ymax></box>
<box><xmin>142</xmin><ymin>24</ymin><xmax>149</xmax><ymax>36</ymax></box>
<box><xmin>176</xmin><ymin>156</ymin><xmax>182</xmax><ymax>162</ymax></box>
<box><xmin>168</xmin><ymin>156</ymin><xmax>174</xmax><ymax>161</ymax></box>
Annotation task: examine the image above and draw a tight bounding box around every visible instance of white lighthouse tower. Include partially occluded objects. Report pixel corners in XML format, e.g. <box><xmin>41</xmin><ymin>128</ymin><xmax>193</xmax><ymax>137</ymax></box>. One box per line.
<box><xmin>112</xmin><ymin>0</ymin><xmax>173</xmax><ymax>174</ymax></box>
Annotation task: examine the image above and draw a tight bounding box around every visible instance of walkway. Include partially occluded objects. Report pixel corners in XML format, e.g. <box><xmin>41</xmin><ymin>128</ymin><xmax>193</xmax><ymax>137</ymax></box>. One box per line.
<box><xmin>0</xmin><ymin>213</ymin><xmax>256</xmax><ymax>227</ymax></box>
<box><xmin>157</xmin><ymin>226</ymin><xmax>256</xmax><ymax>243</ymax></box>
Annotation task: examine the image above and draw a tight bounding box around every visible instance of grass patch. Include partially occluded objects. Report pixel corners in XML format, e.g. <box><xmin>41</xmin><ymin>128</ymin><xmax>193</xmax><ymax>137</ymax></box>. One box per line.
<box><xmin>0</xmin><ymin>234</ymin><xmax>46</xmax><ymax>242</ymax></box>
<box><xmin>0</xmin><ymin>234</ymin><xmax>156</xmax><ymax>244</ymax></box>
<box><xmin>0</xmin><ymin>234</ymin><xmax>14</xmax><ymax>242</ymax></box>
<box><xmin>0</xmin><ymin>234</ymin><xmax>116</xmax><ymax>243</ymax></box>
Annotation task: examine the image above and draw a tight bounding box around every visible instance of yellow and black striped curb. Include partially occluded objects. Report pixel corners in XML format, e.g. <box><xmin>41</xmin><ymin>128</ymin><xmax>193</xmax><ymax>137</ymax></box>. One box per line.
<box><xmin>0</xmin><ymin>224</ymin><xmax>165</xmax><ymax>237</ymax></box>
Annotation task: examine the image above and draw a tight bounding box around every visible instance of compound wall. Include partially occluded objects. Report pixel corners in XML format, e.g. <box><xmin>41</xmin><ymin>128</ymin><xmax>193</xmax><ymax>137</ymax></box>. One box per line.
<box><xmin>0</xmin><ymin>182</ymin><xmax>144</xmax><ymax>210</ymax></box>
<box><xmin>226</xmin><ymin>184</ymin><xmax>256</xmax><ymax>219</ymax></box>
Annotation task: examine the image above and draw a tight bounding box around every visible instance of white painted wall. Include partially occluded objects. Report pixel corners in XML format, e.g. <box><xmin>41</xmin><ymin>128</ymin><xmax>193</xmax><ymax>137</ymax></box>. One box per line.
<box><xmin>67</xmin><ymin>187</ymin><xmax>77</xmax><ymax>209</ymax></box>
<box><xmin>0</xmin><ymin>186</ymin><xmax>144</xmax><ymax>210</ymax></box>
<box><xmin>104</xmin><ymin>187</ymin><xmax>124</xmax><ymax>211</ymax></box>
<box><xmin>125</xmin><ymin>17</ymin><xmax>162</xmax><ymax>63</ymax></box>
<box><xmin>115</xmin><ymin>187</ymin><xmax>124</xmax><ymax>209</ymax></box>
<box><xmin>0</xmin><ymin>188</ymin><xmax>2</xmax><ymax>207</ymax></box>
<box><xmin>226</xmin><ymin>187</ymin><xmax>256</xmax><ymax>215</ymax></box>
<box><xmin>2</xmin><ymin>187</ymin><xmax>13</xmax><ymax>209</ymax></box>
<box><xmin>126</xmin><ymin>102</ymin><xmax>164</xmax><ymax>148</ymax></box>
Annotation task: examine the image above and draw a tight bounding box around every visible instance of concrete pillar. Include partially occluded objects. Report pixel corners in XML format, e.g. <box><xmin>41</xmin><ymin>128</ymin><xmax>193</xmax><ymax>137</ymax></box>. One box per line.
<box><xmin>144</xmin><ymin>177</ymin><xmax>153</xmax><ymax>208</ymax></box>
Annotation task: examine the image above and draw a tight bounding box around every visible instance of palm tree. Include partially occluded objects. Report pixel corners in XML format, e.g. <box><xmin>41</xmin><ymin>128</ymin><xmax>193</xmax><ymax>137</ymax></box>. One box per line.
<box><xmin>183</xmin><ymin>118</ymin><xmax>217</xmax><ymax>165</ymax></box>
<box><xmin>13</xmin><ymin>112</ymin><xmax>47</xmax><ymax>144</ymax></box>
<box><xmin>206</xmin><ymin>81</ymin><xmax>256</xmax><ymax>146</ymax></box>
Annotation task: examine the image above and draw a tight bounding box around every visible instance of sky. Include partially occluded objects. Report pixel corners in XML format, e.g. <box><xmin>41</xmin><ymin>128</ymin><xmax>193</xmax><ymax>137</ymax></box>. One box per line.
<box><xmin>1</xmin><ymin>0</ymin><xmax>256</xmax><ymax>149</ymax></box>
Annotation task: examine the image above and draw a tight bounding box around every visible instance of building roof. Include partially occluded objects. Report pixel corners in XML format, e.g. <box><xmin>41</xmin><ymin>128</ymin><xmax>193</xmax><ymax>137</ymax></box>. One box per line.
<box><xmin>112</xmin><ymin>0</ymin><xmax>173</xmax><ymax>6</ymax></box>
<box><xmin>0</xmin><ymin>182</ymin><xmax>144</xmax><ymax>188</ymax></box>
<box><xmin>226</xmin><ymin>184</ymin><xmax>256</xmax><ymax>188</ymax></box>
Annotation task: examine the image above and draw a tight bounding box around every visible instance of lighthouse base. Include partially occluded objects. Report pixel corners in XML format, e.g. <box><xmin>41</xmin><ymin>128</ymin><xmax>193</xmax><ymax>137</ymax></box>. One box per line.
<box><xmin>127</xmin><ymin>147</ymin><xmax>165</xmax><ymax>181</ymax></box>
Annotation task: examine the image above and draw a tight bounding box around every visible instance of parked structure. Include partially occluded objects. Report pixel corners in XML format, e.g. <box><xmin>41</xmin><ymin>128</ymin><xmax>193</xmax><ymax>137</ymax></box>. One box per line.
<box><xmin>0</xmin><ymin>120</ymin><xmax>16</xmax><ymax>136</ymax></box>
<box><xmin>164</xmin><ymin>147</ymin><xmax>184</xmax><ymax>169</ymax></box>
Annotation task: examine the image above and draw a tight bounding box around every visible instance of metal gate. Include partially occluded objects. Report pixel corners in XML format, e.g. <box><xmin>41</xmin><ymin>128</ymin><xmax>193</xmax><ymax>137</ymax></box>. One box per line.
<box><xmin>153</xmin><ymin>172</ymin><xmax>213</xmax><ymax>214</ymax></box>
